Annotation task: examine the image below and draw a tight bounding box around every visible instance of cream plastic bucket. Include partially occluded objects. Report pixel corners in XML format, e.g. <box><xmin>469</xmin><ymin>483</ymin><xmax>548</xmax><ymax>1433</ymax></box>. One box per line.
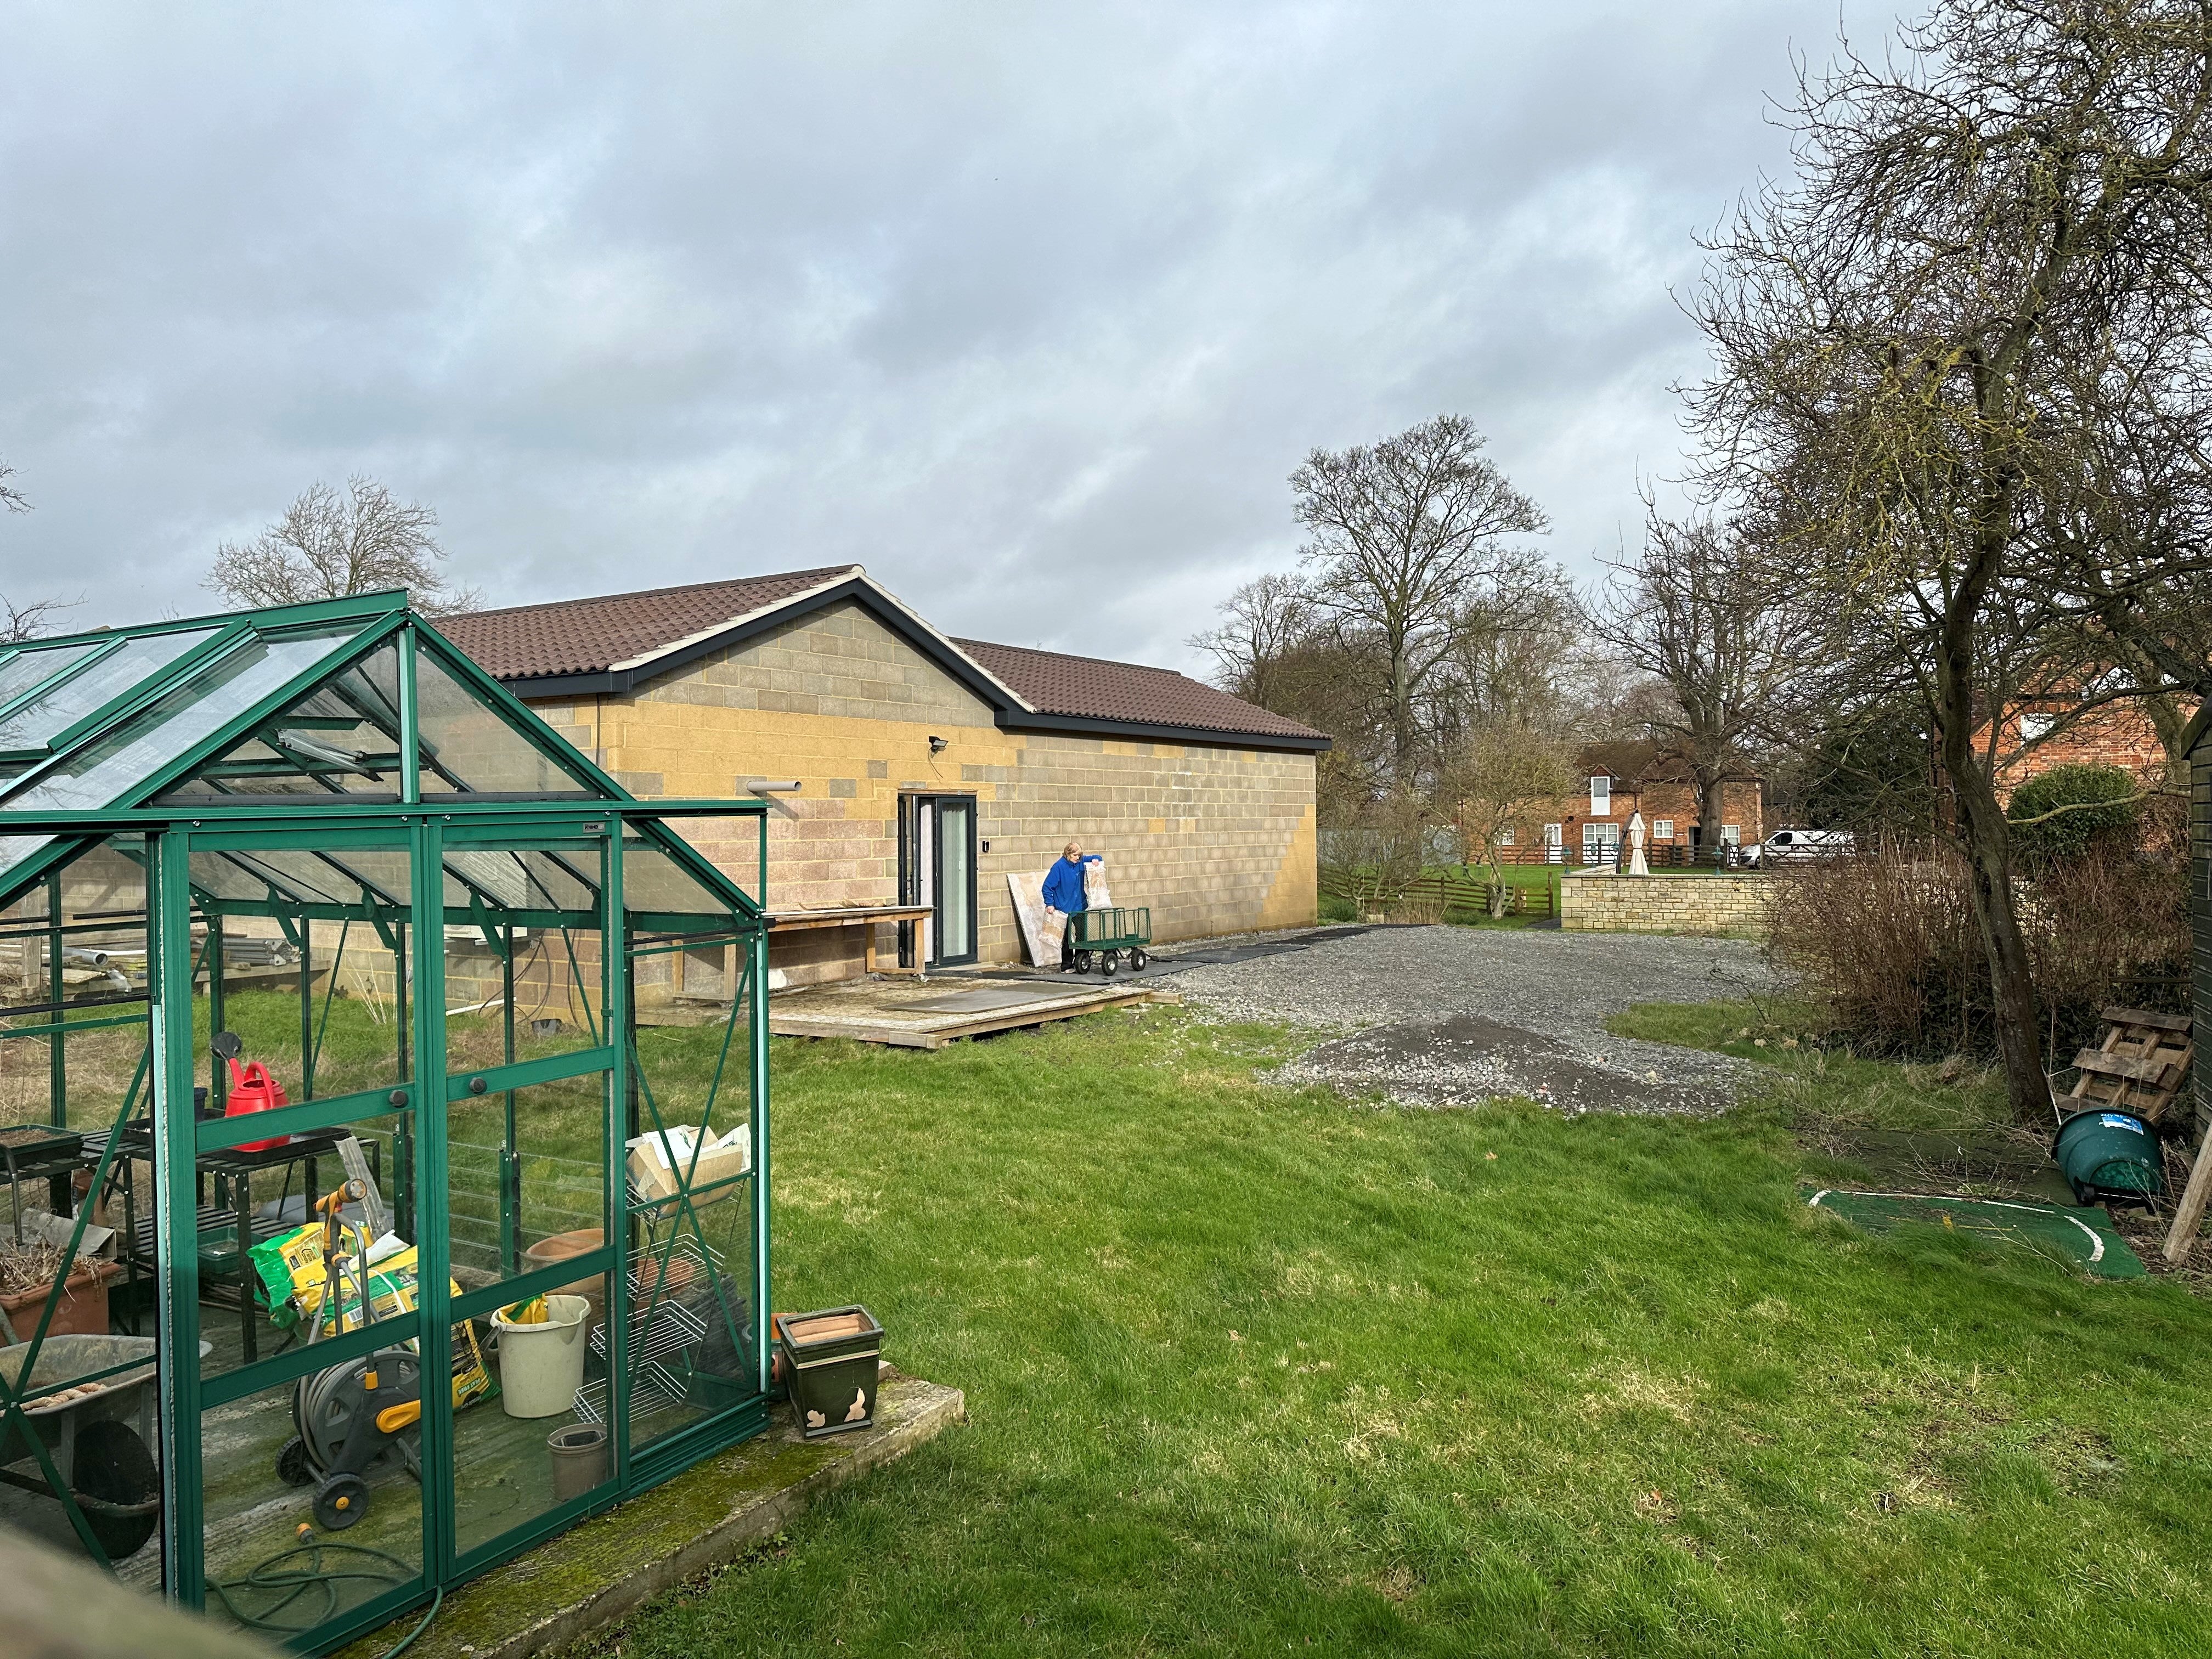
<box><xmin>490</xmin><ymin>1294</ymin><xmax>590</xmax><ymax>1418</ymax></box>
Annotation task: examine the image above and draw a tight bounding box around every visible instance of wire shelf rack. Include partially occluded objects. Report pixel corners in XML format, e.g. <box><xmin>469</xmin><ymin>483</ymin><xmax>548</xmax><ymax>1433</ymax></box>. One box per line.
<box><xmin>572</xmin><ymin>1358</ymin><xmax>685</xmax><ymax>1426</ymax></box>
<box><xmin>591</xmin><ymin>1295</ymin><xmax>707</xmax><ymax>1365</ymax></box>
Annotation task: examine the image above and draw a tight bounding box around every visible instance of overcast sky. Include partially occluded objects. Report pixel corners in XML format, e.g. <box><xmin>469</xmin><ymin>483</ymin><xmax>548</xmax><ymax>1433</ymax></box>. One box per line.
<box><xmin>0</xmin><ymin>2</ymin><xmax>1891</xmax><ymax>673</ymax></box>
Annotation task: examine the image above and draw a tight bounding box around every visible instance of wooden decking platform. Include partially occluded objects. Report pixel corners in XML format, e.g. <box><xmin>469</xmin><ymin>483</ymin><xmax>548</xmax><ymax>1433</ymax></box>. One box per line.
<box><xmin>765</xmin><ymin>973</ymin><xmax>1173</xmax><ymax>1049</ymax></box>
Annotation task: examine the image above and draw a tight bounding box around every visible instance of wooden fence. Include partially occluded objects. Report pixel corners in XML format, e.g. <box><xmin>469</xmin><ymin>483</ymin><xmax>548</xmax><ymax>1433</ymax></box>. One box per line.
<box><xmin>1321</xmin><ymin>865</ymin><xmax>1558</xmax><ymax>921</ymax></box>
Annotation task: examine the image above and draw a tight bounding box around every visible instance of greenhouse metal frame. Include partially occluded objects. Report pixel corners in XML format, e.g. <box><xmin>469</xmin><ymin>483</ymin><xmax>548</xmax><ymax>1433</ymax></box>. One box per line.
<box><xmin>0</xmin><ymin>589</ymin><xmax>773</xmax><ymax>1651</ymax></box>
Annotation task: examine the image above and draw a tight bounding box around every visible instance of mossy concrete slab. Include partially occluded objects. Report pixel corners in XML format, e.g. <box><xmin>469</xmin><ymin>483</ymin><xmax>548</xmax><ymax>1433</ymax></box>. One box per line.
<box><xmin>336</xmin><ymin>1374</ymin><xmax>964</xmax><ymax>1659</ymax></box>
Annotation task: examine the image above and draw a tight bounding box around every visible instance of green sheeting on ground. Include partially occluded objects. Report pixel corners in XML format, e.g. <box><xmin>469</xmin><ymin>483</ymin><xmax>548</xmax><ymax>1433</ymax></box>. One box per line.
<box><xmin>1805</xmin><ymin>1187</ymin><xmax>2147</xmax><ymax>1279</ymax></box>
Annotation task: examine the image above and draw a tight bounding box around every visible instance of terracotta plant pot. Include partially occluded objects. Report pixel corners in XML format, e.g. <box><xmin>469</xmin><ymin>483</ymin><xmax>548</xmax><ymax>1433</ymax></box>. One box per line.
<box><xmin>521</xmin><ymin>1229</ymin><xmax>606</xmax><ymax>1335</ymax></box>
<box><xmin>0</xmin><ymin>1259</ymin><xmax>121</xmax><ymax>1341</ymax></box>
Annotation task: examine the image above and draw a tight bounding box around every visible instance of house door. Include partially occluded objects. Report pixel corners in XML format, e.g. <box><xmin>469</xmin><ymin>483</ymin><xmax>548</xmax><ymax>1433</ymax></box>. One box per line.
<box><xmin>900</xmin><ymin>795</ymin><xmax>977</xmax><ymax>967</ymax></box>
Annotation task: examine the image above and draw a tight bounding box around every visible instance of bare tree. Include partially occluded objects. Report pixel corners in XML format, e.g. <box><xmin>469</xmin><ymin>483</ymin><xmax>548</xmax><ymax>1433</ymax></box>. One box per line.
<box><xmin>1188</xmin><ymin>573</ymin><xmax>1316</xmax><ymax>710</ymax></box>
<box><xmin>1585</xmin><ymin>510</ymin><xmax>1832</xmax><ymax>848</ymax></box>
<box><xmin>205</xmin><ymin>477</ymin><xmax>482</xmax><ymax>616</ymax></box>
<box><xmin>1322</xmin><ymin>786</ymin><xmax>1434</xmax><ymax>919</ymax></box>
<box><xmin>1438</xmin><ymin>720</ymin><xmax>1577</xmax><ymax>916</ymax></box>
<box><xmin>1291</xmin><ymin>415</ymin><xmax>1550</xmax><ymax>787</ymax></box>
<box><xmin>1684</xmin><ymin>0</ymin><xmax>2212</xmax><ymax>1119</ymax></box>
<box><xmin>0</xmin><ymin>458</ymin><xmax>74</xmax><ymax>642</ymax></box>
<box><xmin>1425</xmin><ymin>566</ymin><xmax>1582</xmax><ymax>753</ymax></box>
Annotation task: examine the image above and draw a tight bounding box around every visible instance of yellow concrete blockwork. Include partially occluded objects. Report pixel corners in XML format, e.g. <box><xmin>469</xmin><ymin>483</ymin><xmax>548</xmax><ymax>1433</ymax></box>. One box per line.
<box><xmin>1557</xmin><ymin>873</ymin><xmax>1772</xmax><ymax>936</ymax></box>
<box><xmin>516</xmin><ymin>601</ymin><xmax>1317</xmax><ymax>983</ymax></box>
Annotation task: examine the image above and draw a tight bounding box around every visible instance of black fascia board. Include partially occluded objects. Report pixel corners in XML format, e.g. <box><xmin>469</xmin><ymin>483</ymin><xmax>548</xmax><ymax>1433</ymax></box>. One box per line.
<box><xmin>494</xmin><ymin>576</ymin><xmax>1017</xmax><ymax>710</ymax></box>
<box><xmin>995</xmin><ymin>709</ymin><xmax>1331</xmax><ymax>754</ymax></box>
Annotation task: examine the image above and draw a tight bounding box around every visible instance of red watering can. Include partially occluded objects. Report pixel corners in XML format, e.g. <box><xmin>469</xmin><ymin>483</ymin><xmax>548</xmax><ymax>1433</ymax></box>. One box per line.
<box><xmin>212</xmin><ymin>1031</ymin><xmax>290</xmax><ymax>1152</ymax></box>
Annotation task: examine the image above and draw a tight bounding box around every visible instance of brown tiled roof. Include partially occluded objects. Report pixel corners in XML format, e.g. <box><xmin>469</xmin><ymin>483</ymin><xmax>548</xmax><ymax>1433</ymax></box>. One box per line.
<box><xmin>955</xmin><ymin>638</ymin><xmax>1326</xmax><ymax>743</ymax></box>
<box><xmin>440</xmin><ymin>563</ymin><xmax>1325</xmax><ymax>747</ymax></box>
<box><xmin>440</xmin><ymin>566</ymin><xmax>860</xmax><ymax>682</ymax></box>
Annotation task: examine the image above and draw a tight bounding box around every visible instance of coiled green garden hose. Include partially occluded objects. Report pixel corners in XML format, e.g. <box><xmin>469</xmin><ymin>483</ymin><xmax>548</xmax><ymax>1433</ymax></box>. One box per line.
<box><xmin>208</xmin><ymin>1539</ymin><xmax>441</xmax><ymax>1657</ymax></box>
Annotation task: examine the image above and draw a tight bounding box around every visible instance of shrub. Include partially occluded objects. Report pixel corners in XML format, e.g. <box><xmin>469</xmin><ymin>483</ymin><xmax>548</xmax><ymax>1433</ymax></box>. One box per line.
<box><xmin>2006</xmin><ymin>762</ymin><xmax>2143</xmax><ymax>861</ymax></box>
<box><xmin>1768</xmin><ymin>827</ymin><xmax>2188</xmax><ymax>1062</ymax></box>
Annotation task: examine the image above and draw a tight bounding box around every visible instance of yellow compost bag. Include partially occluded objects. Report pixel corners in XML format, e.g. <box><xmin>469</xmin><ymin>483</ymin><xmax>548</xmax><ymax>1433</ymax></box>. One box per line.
<box><xmin>255</xmin><ymin>1222</ymin><xmax>494</xmax><ymax>1409</ymax></box>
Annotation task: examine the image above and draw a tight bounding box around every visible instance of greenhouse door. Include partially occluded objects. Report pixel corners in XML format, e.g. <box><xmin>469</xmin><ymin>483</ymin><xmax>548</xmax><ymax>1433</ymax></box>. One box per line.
<box><xmin>426</xmin><ymin>818</ymin><xmax>620</xmax><ymax>1581</ymax></box>
<box><xmin>163</xmin><ymin>822</ymin><xmax>432</xmax><ymax>1645</ymax></box>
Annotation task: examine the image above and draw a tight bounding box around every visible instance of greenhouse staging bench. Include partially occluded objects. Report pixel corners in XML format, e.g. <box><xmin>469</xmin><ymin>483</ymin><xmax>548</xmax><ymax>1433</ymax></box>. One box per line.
<box><xmin>336</xmin><ymin>1371</ymin><xmax>964</xmax><ymax>1659</ymax></box>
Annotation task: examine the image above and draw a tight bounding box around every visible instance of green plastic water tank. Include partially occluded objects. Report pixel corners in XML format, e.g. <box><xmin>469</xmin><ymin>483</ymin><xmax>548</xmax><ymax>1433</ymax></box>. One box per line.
<box><xmin>2054</xmin><ymin>1109</ymin><xmax>2162</xmax><ymax>1205</ymax></box>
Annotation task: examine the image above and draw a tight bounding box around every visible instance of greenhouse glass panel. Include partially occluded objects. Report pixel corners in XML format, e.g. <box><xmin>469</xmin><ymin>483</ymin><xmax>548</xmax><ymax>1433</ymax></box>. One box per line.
<box><xmin>172</xmin><ymin>643</ymin><xmax>411</xmax><ymax>802</ymax></box>
<box><xmin>0</xmin><ymin>599</ymin><xmax>769</xmax><ymax>1652</ymax></box>
<box><xmin>0</xmin><ymin>628</ymin><xmax>219</xmax><ymax>753</ymax></box>
<box><xmin>414</xmin><ymin>653</ymin><xmax>597</xmax><ymax>798</ymax></box>
<box><xmin>0</xmin><ymin>640</ymin><xmax>104</xmax><ymax>712</ymax></box>
<box><xmin>0</xmin><ymin>625</ymin><xmax>368</xmax><ymax>882</ymax></box>
<box><xmin>199</xmin><ymin>1369</ymin><xmax>425</xmax><ymax>1640</ymax></box>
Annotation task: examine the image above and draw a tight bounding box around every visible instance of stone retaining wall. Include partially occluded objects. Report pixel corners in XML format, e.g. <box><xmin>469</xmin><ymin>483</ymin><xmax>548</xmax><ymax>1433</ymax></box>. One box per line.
<box><xmin>1558</xmin><ymin>872</ymin><xmax>1771</xmax><ymax>936</ymax></box>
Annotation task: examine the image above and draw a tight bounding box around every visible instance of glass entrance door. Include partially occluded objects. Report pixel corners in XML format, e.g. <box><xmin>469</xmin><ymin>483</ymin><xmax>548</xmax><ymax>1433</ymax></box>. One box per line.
<box><xmin>428</xmin><ymin>820</ymin><xmax>619</xmax><ymax>1573</ymax></box>
<box><xmin>932</xmin><ymin>798</ymin><xmax>975</xmax><ymax>965</ymax></box>
<box><xmin>900</xmin><ymin>795</ymin><xmax>976</xmax><ymax>967</ymax></box>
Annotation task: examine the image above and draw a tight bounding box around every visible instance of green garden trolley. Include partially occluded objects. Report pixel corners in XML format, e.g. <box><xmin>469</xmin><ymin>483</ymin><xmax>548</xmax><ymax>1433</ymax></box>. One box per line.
<box><xmin>1068</xmin><ymin>906</ymin><xmax>1150</xmax><ymax>975</ymax></box>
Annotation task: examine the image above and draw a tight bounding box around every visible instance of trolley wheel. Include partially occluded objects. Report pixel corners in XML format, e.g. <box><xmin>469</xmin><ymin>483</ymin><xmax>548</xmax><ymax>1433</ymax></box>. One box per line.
<box><xmin>1130</xmin><ymin>948</ymin><xmax>1148</xmax><ymax>972</ymax></box>
<box><xmin>314</xmin><ymin>1471</ymin><xmax>370</xmax><ymax>1531</ymax></box>
<box><xmin>1101</xmin><ymin>951</ymin><xmax>1120</xmax><ymax>976</ymax></box>
<box><xmin>1074</xmin><ymin>951</ymin><xmax>1094</xmax><ymax>974</ymax></box>
<box><xmin>276</xmin><ymin>1435</ymin><xmax>315</xmax><ymax>1487</ymax></box>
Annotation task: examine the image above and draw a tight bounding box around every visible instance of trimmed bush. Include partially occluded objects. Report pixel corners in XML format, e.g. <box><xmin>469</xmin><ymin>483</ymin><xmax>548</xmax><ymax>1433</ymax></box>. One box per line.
<box><xmin>2006</xmin><ymin>762</ymin><xmax>2142</xmax><ymax>860</ymax></box>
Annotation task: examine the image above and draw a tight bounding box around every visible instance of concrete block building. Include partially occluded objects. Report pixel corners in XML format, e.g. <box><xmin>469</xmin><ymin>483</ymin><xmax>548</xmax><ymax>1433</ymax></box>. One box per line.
<box><xmin>444</xmin><ymin>566</ymin><xmax>1327</xmax><ymax>983</ymax></box>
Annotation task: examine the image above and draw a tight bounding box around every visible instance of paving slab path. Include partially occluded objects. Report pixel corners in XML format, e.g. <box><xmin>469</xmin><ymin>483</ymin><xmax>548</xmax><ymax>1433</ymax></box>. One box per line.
<box><xmin>1175</xmin><ymin>924</ymin><xmax>1782</xmax><ymax>1114</ymax></box>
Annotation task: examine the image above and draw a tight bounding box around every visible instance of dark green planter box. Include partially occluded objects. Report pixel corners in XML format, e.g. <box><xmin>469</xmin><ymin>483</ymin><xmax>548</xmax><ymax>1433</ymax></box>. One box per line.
<box><xmin>776</xmin><ymin>1305</ymin><xmax>882</xmax><ymax>1438</ymax></box>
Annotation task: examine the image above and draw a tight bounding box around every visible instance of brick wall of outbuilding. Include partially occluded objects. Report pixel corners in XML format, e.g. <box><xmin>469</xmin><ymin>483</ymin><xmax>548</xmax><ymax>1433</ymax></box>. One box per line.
<box><xmin>516</xmin><ymin>600</ymin><xmax>1317</xmax><ymax>984</ymax></box>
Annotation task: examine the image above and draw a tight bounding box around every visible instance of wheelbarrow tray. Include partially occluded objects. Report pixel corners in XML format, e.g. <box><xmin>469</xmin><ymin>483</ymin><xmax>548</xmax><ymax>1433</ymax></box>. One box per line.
<box><xmin>1069</xmin><ymin>906</ymin><xmax>1151</xmax><ymax>951</ymax></box>
<box><xmin>0</xmin><ymin>1334</ymin><xmax>166</xmax><ymax>1556</ymax></box>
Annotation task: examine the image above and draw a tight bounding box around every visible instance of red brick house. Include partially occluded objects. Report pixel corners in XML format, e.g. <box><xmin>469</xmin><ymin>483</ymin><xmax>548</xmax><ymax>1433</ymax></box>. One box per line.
<box><xmin>1981</xmin><ymin>697</ymin><xmax>2185</xmax><ymax>806</ymax></box>
<box><xmin>1506</xmin><ymin>740</ymin><xmax>1765</xmax><ymax>864</ymax></box>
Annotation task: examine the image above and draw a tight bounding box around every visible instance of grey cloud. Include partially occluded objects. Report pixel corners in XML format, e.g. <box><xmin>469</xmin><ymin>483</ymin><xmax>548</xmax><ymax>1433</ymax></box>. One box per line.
<box><xmin>0</xmin><ymin>2</ymin><xmax>1889</xmax><ymax>666</ymax></box>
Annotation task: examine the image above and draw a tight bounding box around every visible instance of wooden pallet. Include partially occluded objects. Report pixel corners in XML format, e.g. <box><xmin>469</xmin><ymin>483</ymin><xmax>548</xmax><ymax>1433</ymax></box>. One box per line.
<box><xmin>2055</xmin><ymin>1006</ymin><xmax>2193</xmax><ymax>1130</ymax></box>
<box><xmin>765</xmin><ymin>975</ymin><xmax>1172</xmax><ymax>1049</ymax></box>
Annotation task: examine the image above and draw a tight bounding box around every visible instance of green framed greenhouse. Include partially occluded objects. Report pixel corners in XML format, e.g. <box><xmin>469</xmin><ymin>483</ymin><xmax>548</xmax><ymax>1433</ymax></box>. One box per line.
<box><xmin>0</xmin><ymin>590</ymin><xmax>774</xmax><ymax>1650</ymax></box>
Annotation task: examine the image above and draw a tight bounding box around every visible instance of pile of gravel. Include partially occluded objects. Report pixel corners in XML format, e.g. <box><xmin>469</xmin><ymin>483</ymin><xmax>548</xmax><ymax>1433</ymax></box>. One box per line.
<box><xmin>1175</xmin><ymin>925</ymin><xmax>1783</xmax><ymax>1115</ymax></box>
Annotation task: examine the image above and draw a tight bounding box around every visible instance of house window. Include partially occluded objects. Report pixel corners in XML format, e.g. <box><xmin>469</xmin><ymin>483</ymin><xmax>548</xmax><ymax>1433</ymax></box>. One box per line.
<box><xmin>1583</xmin><ymin>821</ymin><xmax>1622</xmax><ymax>864</ymax></box>
<box><xmin>2019</xmin><ymin>712</ymin><xmax>2056</xmax><ymax>743</ymax></box>
<box><xmin>1653</xmin><ymin>819</ymin><xmax>1674</xmax><ymax>839</ymax></box>
<box><xmin>1722</xmin><ymin>824</ymin><xmax>1741</xmax><ymax>845</ymax></box>
<box><xmin>1589</xmin><ymin>774</ymin><xmax>1611</xmax><ymax>815</ymax></box>
<box><xmin>1497</xmin><ymin>827</ymin><xmax>1514</xmax><ymax>847</ymax></box>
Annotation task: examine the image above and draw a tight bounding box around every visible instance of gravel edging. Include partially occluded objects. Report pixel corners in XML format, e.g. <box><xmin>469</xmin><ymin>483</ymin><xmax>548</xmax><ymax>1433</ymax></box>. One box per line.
<box><xmin>1175</xmin><ymin>924</ymin><xmax>1784</xmax><ymax>1115</ymax></box>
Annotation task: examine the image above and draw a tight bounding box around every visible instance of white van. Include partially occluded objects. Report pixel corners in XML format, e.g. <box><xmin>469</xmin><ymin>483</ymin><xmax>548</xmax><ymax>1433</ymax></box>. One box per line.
<box><xmin>1746</xmin><ymin>828</ymin><xmax>1854</xmax><ymax>866</ymax></box>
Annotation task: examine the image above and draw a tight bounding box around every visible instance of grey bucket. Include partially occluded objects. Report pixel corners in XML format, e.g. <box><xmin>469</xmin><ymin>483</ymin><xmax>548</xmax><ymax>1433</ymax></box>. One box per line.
<box><xmin>547</xmin><ymin>1422</ymin><xmax>608</xmax><ymax>1503</ymax></box>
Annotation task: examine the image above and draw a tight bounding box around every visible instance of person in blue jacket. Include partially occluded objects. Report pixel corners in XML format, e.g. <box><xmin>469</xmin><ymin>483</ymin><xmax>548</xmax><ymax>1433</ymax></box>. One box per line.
<box><xmin>1042</xmin><ymin>840</ymin><xmax>1099</xmax><ymax>969</ymax></box>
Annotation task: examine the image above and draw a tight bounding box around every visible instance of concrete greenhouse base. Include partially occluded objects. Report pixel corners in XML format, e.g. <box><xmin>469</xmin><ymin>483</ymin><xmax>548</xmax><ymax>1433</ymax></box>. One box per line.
<box><xmin>338</xmin><ymin>1373</ymin><xmax>965</xmax><ymax>1659</ymax></box>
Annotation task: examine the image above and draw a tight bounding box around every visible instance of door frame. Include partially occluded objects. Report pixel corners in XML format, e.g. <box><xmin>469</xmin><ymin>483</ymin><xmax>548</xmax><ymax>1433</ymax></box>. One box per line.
<box><xmin>898</xmin><ymin>793</ymin><xmax>978</xmax><ymax>968</ymax></box>
<box><xmin>426</xmin><ymin>815</ymin><xmax>623</xmax><ymax>1582</ymax></box>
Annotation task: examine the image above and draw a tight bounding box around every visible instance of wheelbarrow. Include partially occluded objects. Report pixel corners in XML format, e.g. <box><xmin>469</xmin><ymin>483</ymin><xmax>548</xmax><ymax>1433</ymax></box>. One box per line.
<box><xmin>1068</xmin><ymin>906</ymin><xmax>1152</xmax><ymax>975</ymax></box>
<box><xmin>0</xmin><ymin>1334</ymin><xmax>176</xmax><ymax>1560</ymax></box>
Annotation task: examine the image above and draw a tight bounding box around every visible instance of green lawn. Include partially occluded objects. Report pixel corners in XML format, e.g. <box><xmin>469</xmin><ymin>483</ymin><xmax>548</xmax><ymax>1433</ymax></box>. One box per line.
<box><xmin>571</xmin><ymin>1001</ymin><xmax>2212</xmax><ymax>1657</ymax></box>
<box><xmin>1321</xmin><ymin>864</ymin><xmax>1562</xmax><ymax>927</ymax></box>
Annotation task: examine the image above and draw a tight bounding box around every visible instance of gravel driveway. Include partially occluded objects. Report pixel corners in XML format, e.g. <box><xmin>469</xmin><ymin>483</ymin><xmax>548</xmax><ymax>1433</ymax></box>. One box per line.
<box><xmin>1172</xmin><ymin>925</ymin><xmax>1782</xmax><ymax>1114</ymax></box>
